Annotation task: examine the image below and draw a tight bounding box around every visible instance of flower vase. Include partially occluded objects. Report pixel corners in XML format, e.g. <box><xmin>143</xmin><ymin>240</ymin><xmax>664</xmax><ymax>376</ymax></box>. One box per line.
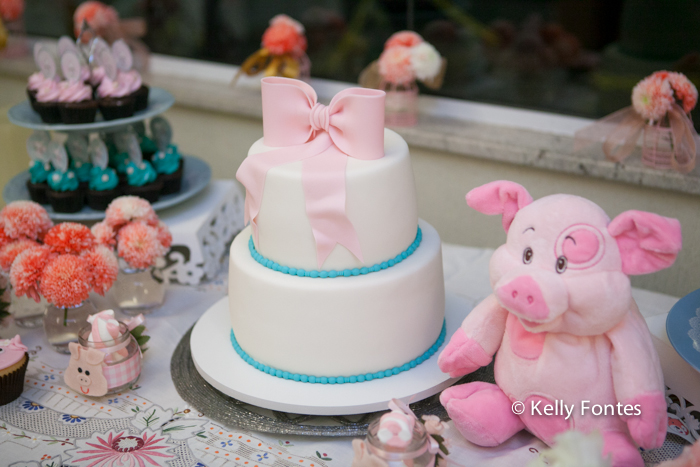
<box><xmin>111</xmin><ymin>263</ymin><xmax>165</xmax><ymax>315</ymax></box>
<box><xmin>642</xmin><ymin>123</ymin><xmax>674</xmax><ymax>170</ymax></box>
<box><xmin>297</xmin><ymin>53</ymin><xmax>311</xmax><ymax>82</ymax></box>
<box><xmin>382</xmin><ymin>81</ymin><xmax>419</xmax><ymax>127</ymax></box>
<box><xmin>44</xmin><ymin>300</ymin><xmax>97</xmax><ymax>354</ymax></box>
<box><xmin>12</xmin><ymin>294</ymin><xmax>48</xmax><ymax>328</ymax></box>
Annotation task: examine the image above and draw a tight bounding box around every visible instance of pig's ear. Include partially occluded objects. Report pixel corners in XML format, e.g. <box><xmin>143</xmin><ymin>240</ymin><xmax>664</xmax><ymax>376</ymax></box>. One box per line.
<box><xmin>85</xmin><ymin>348</ymin><xmax>105</xmax><ymax>366</ymax></box>
<box><xmin>68</xmin><ymin>342</ymin><xmax>81</xmax><ymax>360</ymax></box>
<box><xmin>608</xmin><ymin>210</ymin><xmax>682</xmax><ymax>275</ymax></box>
<box><xmin>466</xmin><ymin>181</ymin><xmax>533</xmax><ymax>232</ymax></box>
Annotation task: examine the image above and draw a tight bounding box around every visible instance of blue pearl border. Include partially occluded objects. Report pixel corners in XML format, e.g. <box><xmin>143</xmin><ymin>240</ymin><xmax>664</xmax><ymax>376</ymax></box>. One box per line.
<box><xmin>230</xmin><ymin>320</ymin><xmax>446</xmax><ymax>384</ymax></box>
<box><xmin>248</xmin><ymin>227</ymin><xmax>422</xmax><ymax>278</ymax></box>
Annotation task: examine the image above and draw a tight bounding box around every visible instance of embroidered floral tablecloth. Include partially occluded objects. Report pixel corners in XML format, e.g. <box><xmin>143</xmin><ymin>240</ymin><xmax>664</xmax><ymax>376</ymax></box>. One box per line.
<box><xmin>0</xmin><ymin>245</ymin><xmax>693</xmax><ymax>467</ymax></box>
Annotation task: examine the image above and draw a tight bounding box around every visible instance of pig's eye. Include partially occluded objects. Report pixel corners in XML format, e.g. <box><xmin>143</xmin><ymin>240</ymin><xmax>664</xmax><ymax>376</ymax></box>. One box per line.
<box><xmin>85</xmin><ymin>370</ymin><xmax>90</xmax><ymax>376</ymax></box>
<box><xmin>0</xmin><ymin>348</ymin><xmax>4</xmax><ymax>354</ymax></box>
<box><xmin>523</xmin><ymin>247</ymin><xmax>533</xmax><ymax>264</ymax></box>
<box><xmin>77</xmin><ymin>367</ymin><xmax>82</xmax><ymax>373</ymax></box>
<box><xmin>556</xmin><ymin>256</ymin><xmax>568</xmax><ymax>274</ymax></box>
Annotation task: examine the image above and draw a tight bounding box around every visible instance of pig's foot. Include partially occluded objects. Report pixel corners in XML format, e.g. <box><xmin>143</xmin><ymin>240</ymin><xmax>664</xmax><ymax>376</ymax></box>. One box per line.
<box><xmin>520</xmin><ymin>395</ymin><xmax>571</xmax><ymax>445</ymax></box>
<box><xmin>440</xmin><ymin>382</ymin><xmax>524</xmax><ymax>447</ymax></box>
<box><xmin>602</xmin><ymin>431</ymin><xmax>644</xmax><ymax>467</ymax></box>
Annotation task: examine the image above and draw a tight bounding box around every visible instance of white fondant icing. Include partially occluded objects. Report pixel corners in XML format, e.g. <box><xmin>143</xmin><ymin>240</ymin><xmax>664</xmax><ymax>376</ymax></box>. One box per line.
<box><xmin>248</xmin><ymin>129</ymin><xmax>419</xmax><ymax>271</ymax></box>
<box><xmin>228</xmin><ymin>220</ymin><xmax>445</xmax><ymax>377</ymax></box>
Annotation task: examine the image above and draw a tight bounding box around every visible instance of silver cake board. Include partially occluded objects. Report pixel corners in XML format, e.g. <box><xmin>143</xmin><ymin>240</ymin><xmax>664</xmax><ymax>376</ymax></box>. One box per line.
<box><xmin>190</xmin><ymin>293</ymin><xmax>473</xmax><ymax>416</ymax></box>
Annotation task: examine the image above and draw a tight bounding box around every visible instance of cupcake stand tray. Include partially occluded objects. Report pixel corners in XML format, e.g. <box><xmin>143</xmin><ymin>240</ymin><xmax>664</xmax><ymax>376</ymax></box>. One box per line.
<box><xmin>7</xmin><ymin>87</ymin><xmax>175</xmax><ymax>132</ymax></box>
<box><xmin>2</xmin><ymin>154</ymin><xmax>211</xmax><ymax>221</ymax></box>
<box><xmin>190</xmin><ymin>293</ymin><xmax>472</xmax><ymax>416</ymax></box>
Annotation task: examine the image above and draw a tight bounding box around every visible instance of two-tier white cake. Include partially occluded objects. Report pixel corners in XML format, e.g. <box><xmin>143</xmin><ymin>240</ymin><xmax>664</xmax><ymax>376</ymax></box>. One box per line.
<box><xmin>228</xmin><ymin>77</ymin><xmax>445</xmax><ymax>384</ymax></box>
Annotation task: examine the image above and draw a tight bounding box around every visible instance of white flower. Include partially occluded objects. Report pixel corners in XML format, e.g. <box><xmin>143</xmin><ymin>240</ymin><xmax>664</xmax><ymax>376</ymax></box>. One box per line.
<box><xmin>270</xmin><ymin>14</ymin><xmax>304</xmax><ymax>34</ymax></box>
<box><xmin>528</xmin><ymin>430</ymin><xmax>611</xmax><ymax>467</ymax></box>
<box><xmin>410</xmin><ymin>42</ymin><xmax>441</xmax><ymax>81</ymax></box>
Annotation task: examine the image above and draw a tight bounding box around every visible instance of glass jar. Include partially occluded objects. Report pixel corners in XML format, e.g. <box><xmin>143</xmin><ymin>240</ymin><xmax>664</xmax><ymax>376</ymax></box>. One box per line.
<box><xmin>364</xmin><ymin>415</ymin><xmax>438</xmax><ymax>467</ymax></box>
<box><xmin>43</xmin><ymin>300</ymin><xmax>97</xmax><ymax>354</ymax></box>
<box><xmin>78</xmin><ymin>322</ymin><xmax>142</xmax><ymax>394</ymax></box>
<box><xmin>111</xmin><ymin>263</ymin><xmax>166</xmax><ymax>315</ymax></box>
<box><xmin>382</xmin><ymin>80</ymin><xmax>419</xmax><ymax>127</ymax></box>
<box><xmin>642</xmin><ymin>123</ymin><xmax>674</xmax><ymax>170</ymax></box>
<box><xmin>11</xmin><ymin>294</ymin><xmax>48</xmax><ymax>328</ymax></box>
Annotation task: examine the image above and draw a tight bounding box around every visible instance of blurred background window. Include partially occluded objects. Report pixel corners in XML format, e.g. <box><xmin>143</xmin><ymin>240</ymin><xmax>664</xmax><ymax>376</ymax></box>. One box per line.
<box><xmin>22</xmin><ymin>0</ymin><xmax>700</xmax><ymax>127</ymax></box>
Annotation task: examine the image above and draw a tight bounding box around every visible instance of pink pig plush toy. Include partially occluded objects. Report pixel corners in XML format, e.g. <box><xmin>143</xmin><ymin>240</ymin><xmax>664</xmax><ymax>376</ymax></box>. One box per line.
<box><xmin>438</xmin><ymin>181</ymin><xmax>682</xmax><ymax>467</ymax></box>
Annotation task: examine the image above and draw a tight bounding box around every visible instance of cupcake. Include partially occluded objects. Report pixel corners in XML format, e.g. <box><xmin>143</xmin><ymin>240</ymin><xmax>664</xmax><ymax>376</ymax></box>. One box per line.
<box><xmin>96</xmin><ymin>73</ymin><xmax>135</xmax><ymax>120</ymax></box>
<box><xmin>47</xmin><ymin>169</ymin><xmax>83</xmax><ymax>213</ymax></box>
<box><xmin>152</xmin><ymin>144</ymin><xmax>183</xmax><ymax>195</ymax></box>
<box><xmin>124</xmin><ymin>160</ymin><xmax>162</xmax><ymax>203</ymax></box>
<box><xmin>69</xmin><ymin>158</ymin><xmax>92</xmax><ymax>196</ymax></box>
<box><xmin>110</xmin><ymin>151</ymin><xmax>131</xmax><ymax>184</ymax></box>
<box><xmin>140</xmin><ymin>134</ymin><xmax>158</xmax><ymax>161</ymax></box>
<box><xmin>57</xmin><ymin>80</ymin><xmax>98</xmax><ymax>124</ymax></box>
<box><xmin>26</xmin><ymin>160</ymin><xmax>52</xmax><ymax>205</ymax></box>
<box><xmin>122</xmin><ymin>70</ymin><xmax>149</xmax><ymax>112</ymax></box>
<box><xmin>87</xmin><ymin>166</ymin><xmax>120</xmax><ymax>210</ymax></box>
<box><xmin>0</xmin><ymin>335</ymin><xmax>29</xmax><ymax>406</ymax></box>
<box><xmin>33</xmin><ymin>80</ymin><xmax>62</xmax><ymax>124</ymax></box>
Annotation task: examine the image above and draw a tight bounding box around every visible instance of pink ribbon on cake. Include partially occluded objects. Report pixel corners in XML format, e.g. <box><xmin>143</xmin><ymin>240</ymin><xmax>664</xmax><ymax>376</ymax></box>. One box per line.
<box><xmin>236</xmin><ymin>77</ymin><xmax>386</xmax><ymax>268</ymax></box>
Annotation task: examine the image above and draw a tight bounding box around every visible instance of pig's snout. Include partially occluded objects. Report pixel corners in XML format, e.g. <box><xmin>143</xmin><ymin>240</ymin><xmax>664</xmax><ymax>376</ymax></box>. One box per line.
<box><xmin>496</xmin><ymin>276</ymin><xmax>549</xmax><ymax>320</ymax></box>
<box><xmin>77</xmin><ymin>374</ymin><xmax>91</xmax><ymax>386</ymax></box>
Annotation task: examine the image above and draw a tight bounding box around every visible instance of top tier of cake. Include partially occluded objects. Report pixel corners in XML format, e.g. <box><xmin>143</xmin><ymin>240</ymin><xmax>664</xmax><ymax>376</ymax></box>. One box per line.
<box><xmin>249</xmin><ymin>129</ymin><xmax>419</xmax><ymax>271</ymax></box>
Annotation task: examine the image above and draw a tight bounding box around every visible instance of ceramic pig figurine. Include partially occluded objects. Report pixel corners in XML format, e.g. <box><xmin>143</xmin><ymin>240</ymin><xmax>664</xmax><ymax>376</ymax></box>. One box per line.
<box><xmin>439</xmin><ymin>181</ymin><xmax>681</xmax><ymax>467</ymax></box>
<box><xmin>64</xmin><ymin>342</ymin><xmax>108</xmax><ymax>397</ymax></box>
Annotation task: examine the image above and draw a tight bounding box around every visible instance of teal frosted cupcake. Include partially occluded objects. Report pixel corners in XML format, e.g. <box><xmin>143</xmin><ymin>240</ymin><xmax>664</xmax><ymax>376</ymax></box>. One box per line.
<box><xmin>110</xmin><ymin>151</ymin><xmax>131</xmax><ymax>183</ymax></box>
<box><xmin>87</xmin><ymin>166</ymin><xmax>120</xmax><ymax>210</ymax></box>
<box><xmin>26</xmin><ymin>160</ymin><xmax>52</xmax><ymax>205</ymax></box>
<box><xmin>124</xmin><ymin>160</ymin><xmax>163</xmax><ymax>203</ymax></box>
<box><xmin>140</xmin><ymin>134</ymin><xmax>158</xmax><ymax>161</ymax></box>
<box><xmin>152</xmin><ymin>144</ymin><xmax>183</xmax><ymax>195</ymax></box>
<box><xmin>47</xmin><ymin>169</ymin><xmax>83</xmax><ymax>213</ymax></box>
<box><xmin>69</xmin><ymin>158</ymin><xmax>92</xmax><ymax>194</ymax></box>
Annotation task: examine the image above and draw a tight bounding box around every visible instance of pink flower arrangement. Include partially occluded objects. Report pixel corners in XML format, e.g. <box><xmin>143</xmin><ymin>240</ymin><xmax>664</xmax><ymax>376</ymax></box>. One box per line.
<box><xmin>632</xmin><ymin>71</ymin><xmax>698</xmax><ymax>121</ymax></box>
<box><xmin>0</xmin><ymin>0</ymin><xmax>24</xmax><ymax>22</ymax></box>
<box><xmin>262</xmin><ymin>14</ymin><xmax>307</xmax><ymax>57</ymax></box>
<box><xmin>378</xmin><ymin>31</ymin><xmax>443</xmax><ymax>85</ymax></box>
<box><xmin>10</xmin><ymin>223</ymin><xmax>118</xmax><ymax>308</ymax></box>
<box><xmin>93</xmin><ymin>196</ymin><xmax>171</xmax><ymax>270</ymax></box>
<box><xmin>0</xmin><ymin>201</ymin><xmax>53</xmax><ymax>273</ymax></box>
<box><xmin>73</xmin><ymin>1</ymin><xmax>119</xmax><ymax>39</ymax></box>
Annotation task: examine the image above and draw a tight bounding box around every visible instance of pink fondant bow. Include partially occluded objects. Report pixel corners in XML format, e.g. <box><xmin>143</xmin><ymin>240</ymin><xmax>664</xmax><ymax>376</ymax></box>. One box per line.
<box><xmin>236</xmin><ymin>77</ymin><xmax>386</xmax><ymax>268</ymax></box>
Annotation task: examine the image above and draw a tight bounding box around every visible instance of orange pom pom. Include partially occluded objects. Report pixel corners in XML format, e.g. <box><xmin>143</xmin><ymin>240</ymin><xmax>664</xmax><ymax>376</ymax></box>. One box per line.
<box><xmin>82</xmin><ymin>245</ymin><xmax>119</xmax><ymax>296</ymax></box>
<box><xmin>40</xmin><ymin>255</ymin><xmax>92</xmax><ymax>308</ymax></box>
<box><xmin>0</xmin><ymin>238</ymin><xmax>39</xmax><ymax>272</ymax></box>
<box><xmin>0</xmin><ymin>201</ymin><xmax>52</xmax><ymax>240</ymax></box>
<box><xmin>44</xmin><ymin>223</ymin><xmax>95</xmax><ymax>255</ymax></box>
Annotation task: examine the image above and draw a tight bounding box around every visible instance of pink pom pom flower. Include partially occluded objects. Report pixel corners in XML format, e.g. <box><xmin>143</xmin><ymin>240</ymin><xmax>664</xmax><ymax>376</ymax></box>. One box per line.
<box><xmin>155</xmin><ymin>221</ymin><xmax>172</xmax><ymax>250</ymax></box>
<box><xmin>0</xmin><ymin>239</ymin><xmax>39</xmax><ymax>272</ymax></box>
<box><xmin>632</xmin><ymin>74</ymin><xmax>674</xmax><ymax>121</ymax></box>
<box><xmin>82</xmin><ymin>245</ymin><xmax>119</xmax><ymax>296</ymax></box>
<box><xmin>668</xmin><ymin>72</ymin><xmax>698</xmax><ymax>113</ymax></box>
<box><xmin>44</xmin><ymin>223</ymin><xmax>95</xmax><ymax>255</ymax></box>
<box><xmin>262</xmin><ymin>14</ymin><xmax>307</xmax><ymax>56</ymax></box>
<box><xmin>91</xmin><ymin>220</ymin><xmax>116</xmax><ymax>247</ymax></box>
<box><xmin>117</xmin><ymin>222</ymin><xmax>168</xmax><ymax>270</ymax></box>
<box><xmin>105</xmin><ymin>196</ymin><xmax>158</xmax><ymax>228</ymax></box>
<box><xmin>0</xmin><ymin>224</ymin><xmax>11</xmax><ymax>250</ymax></box>
<box><xmin>0</xmin><ymin>201</ymin><xmax>52</xmax><ymax>240</ymax></box>
<box><xmin>40</xmin><ymin>255</ymin><xmax>92</xmax><ymax>308</ymax></box>
<box><xmin>385</xmin><ymin>31</ymin><xmax>423</xmax><ymax>50</ymax></box>
<box><xmin>10</xmin><ymin>246</ymin><xmax>52</xmax><ymax>301</ymax></box>
<box><xmin>378</xmin><ymin>46</ymin><xmax>415</xmax><ymax>85</ymax></box>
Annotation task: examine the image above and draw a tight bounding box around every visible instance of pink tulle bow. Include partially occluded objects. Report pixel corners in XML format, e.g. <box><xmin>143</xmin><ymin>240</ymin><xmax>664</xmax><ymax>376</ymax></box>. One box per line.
<box><xmin>236</xmin><ymin>77</ymin><xmax>386</xmax><ymax>268</ymax></box>
<box><xmin>573</xmin><ymin>104</ymin><xmax>697</xmax><ymax>173</ymax></box>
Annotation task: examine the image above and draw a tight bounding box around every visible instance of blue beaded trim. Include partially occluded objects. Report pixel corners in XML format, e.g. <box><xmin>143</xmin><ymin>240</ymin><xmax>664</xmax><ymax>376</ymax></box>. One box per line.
<box><xmin>230</xmin><ymin>320</ymin><xmax>446</xmax><ymax>384</ymax></box>
<box><xmin>249</xmin><ymin>227</ymin><xmax>422</xmax><ymax>278</ymax></box>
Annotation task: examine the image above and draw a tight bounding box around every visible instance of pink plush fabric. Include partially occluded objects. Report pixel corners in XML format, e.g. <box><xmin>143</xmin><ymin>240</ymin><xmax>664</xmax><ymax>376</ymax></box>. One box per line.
<box><xmin>466</xmin><ymin>180</ymin><xmax>533</xmax><ymax>232</ymax></box>
<box><xmin>608</xmin><ymin>210</ymin><xmax>682</xmax><ymax>275</ymax></box>
<box><xmin>440</xmin><ymin>181</ymin><xmax>680</xmax><ymax>466</ymax></box>
<box><xmin>440</xmin><ymin>382</ymin><xmax>525</xmax><ymax>447</ymax></box>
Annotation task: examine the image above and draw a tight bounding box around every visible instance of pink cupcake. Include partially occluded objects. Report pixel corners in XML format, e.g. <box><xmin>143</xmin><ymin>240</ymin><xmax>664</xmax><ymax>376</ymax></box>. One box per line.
<box><xmin>121</xmin><ymin>70</ymin><xmax>149</xmax><ymax>112</ymax></box>
<box><xmin>96</xmin><ymin>73</ymin><xmax>135</xmax><ymax>120</ymax></box>
<box><xmin>89</xmin><ymin>66</ymin><xmax>106</xmax><ymax>90</ymax></box>
<box><xmin>57</xmin><ymin>80</ymin><xmax>98</xmax><ymax>124</ymax></box>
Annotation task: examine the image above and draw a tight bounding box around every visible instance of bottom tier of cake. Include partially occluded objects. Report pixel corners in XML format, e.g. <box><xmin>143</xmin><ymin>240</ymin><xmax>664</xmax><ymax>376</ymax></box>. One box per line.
<box><xmin>228</xmin><ymin>220</ymin><xmax>446</xmax><ymax>379</ymax></box>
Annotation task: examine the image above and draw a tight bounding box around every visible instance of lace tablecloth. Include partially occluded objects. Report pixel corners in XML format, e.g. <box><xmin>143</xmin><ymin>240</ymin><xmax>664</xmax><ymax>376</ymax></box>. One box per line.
<box><xmin>0</xmin><ymin>245</ymin><xmax>692</xmax><ymax>467</ymax></box>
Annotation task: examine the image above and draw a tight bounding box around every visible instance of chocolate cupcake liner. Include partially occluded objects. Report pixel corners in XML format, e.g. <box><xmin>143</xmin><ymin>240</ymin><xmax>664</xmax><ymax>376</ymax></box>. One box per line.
<box><xmin>26</xmin><ymin>89</ymin><xmax>38</xmax><ymax>112</ymax></box>
<box><xmin>0</xmin><ymin>353</ymin><xmax>28</xmax><ymax>406</ymax></box>
<box><xmin>123</xmin><ymin>180</ymin><xmax>163</xmax><ymax>203</ymax></box>
<box><xmin>48</xmin><ymin>189</ymin><xmax>84</xmax><ymax>213</ymax></box>
<box><xmin>87</xmin><ymin>187</ymin><xmax>122</xmax><ymax>210</ymax></box>
<box><xmin>26</xmin><ymin>180</ymin><xmax>49</xmax><ymax>205</ymax></box>
<box><xmin>34</xmin><ymin>102</ymin><xmax>62</xmax><ymax>124</ymax></box>
<box><xmin>133</xmin><ymin>85</ymin><xmax>150</xmax><ymax>112</ymax></box>
<box><xmin>59</xmin><ymin>101</ymin><xmax>98</xmax><ymax>124</ymax></box>
<box><xmin>99</xmin><ymin>97</ymin><xmax>135</xmax><ymax>120</ymax></box>
<box><xmin>157</xmin><ymin>160</ymin><xmax>184</xmax><ymax>195</ymax></box>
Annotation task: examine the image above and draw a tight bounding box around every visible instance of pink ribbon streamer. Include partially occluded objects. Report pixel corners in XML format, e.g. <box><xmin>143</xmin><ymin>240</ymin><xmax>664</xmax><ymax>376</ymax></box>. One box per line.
<box><xmin>236</xmin><ymin>77</ymin><xmax>386</xmax><ymax>268</ymax></box>
<box><xmin>573</xmin><ymin>104</ymin><xmax>697</xmax><ymax>173</ymax></box>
